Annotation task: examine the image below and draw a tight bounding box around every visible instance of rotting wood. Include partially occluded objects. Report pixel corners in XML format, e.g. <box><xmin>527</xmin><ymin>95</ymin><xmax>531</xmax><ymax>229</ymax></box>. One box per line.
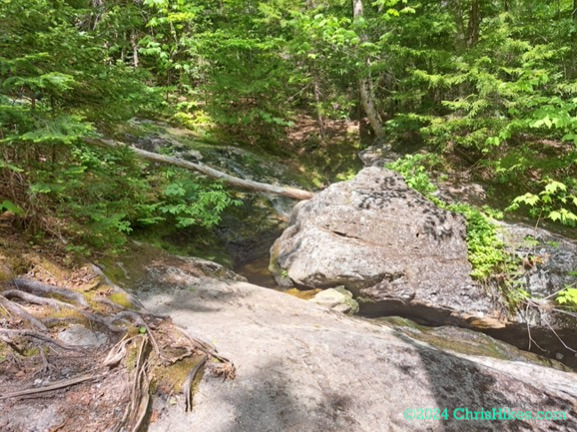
<box><xmin>84</xmin><ymin>137</ymin><xmax>316</xmax><ymax>201</ymax></box>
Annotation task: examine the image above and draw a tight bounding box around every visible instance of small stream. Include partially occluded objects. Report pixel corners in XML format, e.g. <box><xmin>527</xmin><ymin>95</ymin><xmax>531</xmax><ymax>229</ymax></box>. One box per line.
<box><xmin>234</xmin><ymin>254</ymin><xmax>277</xmax><ymax>288</ymax></box>
<box><xmin>233</xmin><ymin>247</ymin><xmax>577</xmax><ymax>371</ymax></box>
<box><xmin>127</xmin><ymin>121</ymin><xmax>577</xmax><ymax>371</ymax></box>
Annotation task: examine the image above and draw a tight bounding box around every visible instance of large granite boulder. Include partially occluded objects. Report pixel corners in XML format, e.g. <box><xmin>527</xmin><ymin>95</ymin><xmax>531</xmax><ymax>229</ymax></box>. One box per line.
<box><xmin>270</xmin><ymin>167</ymin><xmax>495</xmax><ymax>325</ymax></box>
<box><xmin>134</xmin><ymin>256</ymin><xmax>577</xmax><ymax>432</ymax></box>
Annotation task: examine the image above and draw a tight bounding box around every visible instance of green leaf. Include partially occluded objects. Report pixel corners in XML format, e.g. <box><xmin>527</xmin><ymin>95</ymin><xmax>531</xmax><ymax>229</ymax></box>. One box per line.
<box><xmin>0</xmin><ymin>199</ymin><xmax>23</xmax><ymax>215</ymax></box>
<box><xmin>543</xmin><ymin>180</ymin><xmax>567</xmax><ymax>194</ymax></box>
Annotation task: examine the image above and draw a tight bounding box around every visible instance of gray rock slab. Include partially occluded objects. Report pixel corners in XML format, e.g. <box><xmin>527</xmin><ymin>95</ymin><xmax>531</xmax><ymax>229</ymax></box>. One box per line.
<box><xmin>137</xmin><ymin>262</ymin><xmax>577</xmax><ymax>432</ymax></box>
<box><xmin>58</xmin><ymin>324</ymin><xmax>108</xmax><ymax>347</ymax></box>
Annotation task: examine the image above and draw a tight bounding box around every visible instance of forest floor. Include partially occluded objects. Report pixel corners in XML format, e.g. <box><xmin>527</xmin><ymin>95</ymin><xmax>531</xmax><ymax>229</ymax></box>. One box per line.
<box><xmin>0</xmin><ymin>226</ymin><xmax>234</xmax><ymax>432</ymax></box>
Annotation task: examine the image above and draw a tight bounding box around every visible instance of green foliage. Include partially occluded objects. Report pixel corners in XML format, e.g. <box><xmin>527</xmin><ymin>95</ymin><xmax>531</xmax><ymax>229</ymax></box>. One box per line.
<box><xmin>3</xmin><ymin>0</ymin><xmax>577</xmax><ymax>257</ymax></box>
<box><xmin>158</xmin><ymin>178</ymin><xmax>242</xmax><ymax>228</ymax></box>
<box><xmin>0</xmin><ymin>0</ymin><xmax>236</xmax><ymax>255</ymax></box>
<box><xmin>447</xmin><ymin>202</ymin><xmax>514</xmax><ymax>281</ymax></box>
<box><xmin>0</xmin><ymin>200</ymin><xmax>23</xmax><ymax>215</ymax></box>
<box><xmin>388</xmin><ymin>155</ymin><xmax>514</xmax><ymax>281</ymax></box>
<box><xmin>386</xmin><ymin>154</ymin><xmax>440</xmax><ymax>195</ymax></box>
<box><xmin>557</xmin><ymin>286</ymin><xmax>577</xmax><ymax>310</ymax></box>
<box><xmin>506</xmin><ymin>178</ymin><xmax>577</xmax><ymax>226</ymax></box>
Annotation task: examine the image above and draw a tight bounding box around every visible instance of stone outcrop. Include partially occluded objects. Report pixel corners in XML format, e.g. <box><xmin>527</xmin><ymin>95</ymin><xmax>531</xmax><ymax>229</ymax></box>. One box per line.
<box><xmin>269</xmin><ymin>167</ymin><xmax>577</xmax><ymax>367</ymax></box>
<box><xmin>270</xmin><ymin>167</ymin><xmax>495</xmax><ymax>325</ymax></box>
<box><xmin>134</xmin><ymin>257</ymin><xmax>577</xmax><ymax>432</ymax></box>
<box><xmin>483</xmin><ymin>222</ymin><xmax>577</xmax><ymax>365</ymax></box>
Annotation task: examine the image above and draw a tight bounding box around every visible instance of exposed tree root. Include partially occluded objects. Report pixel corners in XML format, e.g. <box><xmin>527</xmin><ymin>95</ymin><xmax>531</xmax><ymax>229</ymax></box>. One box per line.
<box><xmin>0</xmin><ymin>374</ymin><xmax>102</xmax><ymax>400</ymax></box>
<box><xmin>0</xmin><ymin>295</ymin><xmax>47</xmax><ymax>331</ymax></box>
<box><xmin>183</xmin><ymin>354</ymin><xmax>207</xmax><ymax>412</ymax></box>
<box><xmin>0</xmin><ymin>268</ymin><xmax>236</xmax><ymax>432</ymax></box>
<box><xmin>12</xmin><ymin>277</ymin><xmax>90</xmax><ymax>308</ymax></box>
<box><xmin>3</xmin><ymin>289</ymin><xmax>74</xmax><ymax>310</ymax></box>
<box><xmin>0</xmin><ymin>328</ymin><xmax>82</xmax><ymax>351</ymax></box>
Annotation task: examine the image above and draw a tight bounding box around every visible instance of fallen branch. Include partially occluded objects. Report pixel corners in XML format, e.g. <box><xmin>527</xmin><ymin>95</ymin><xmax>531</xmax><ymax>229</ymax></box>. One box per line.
<box><xmin>85</xmin><ymin>137</ymin><xmax>315</xmax><ymax>201</ymax></box>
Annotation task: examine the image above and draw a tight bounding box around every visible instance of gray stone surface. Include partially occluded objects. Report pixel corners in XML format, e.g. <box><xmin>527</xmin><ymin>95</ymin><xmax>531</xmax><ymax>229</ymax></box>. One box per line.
<box><xmin>310</xmin><ymin>286</ymin><xmax>359</xmax><ymax>314</ymax></box>
<box><xmin>135</xmin><ymin>257</ymin><xmax>577</xmax><ymax>432</ymax></box>
<box><xmin>58</xmin><ymin>324</ymin><xmax>108</xmax><ymax>347</ymax></box>
<box><xmin>270</xmin><ymin>167</ymin><xmax>494</xmax><ymax>324</ymax></box>
<box><xmin>483</xmin><ymin>222</ymin><xmax>577</xmax><ymax>364</ymax></box>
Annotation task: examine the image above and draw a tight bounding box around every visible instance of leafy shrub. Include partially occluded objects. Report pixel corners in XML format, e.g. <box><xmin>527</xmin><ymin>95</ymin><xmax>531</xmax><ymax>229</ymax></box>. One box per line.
<box><xmin>557</xmin><ymin>286</ymin><xmax>577</xmax><ymax>310</ymax></box>
<box><xmin>506</xmin><ymin>178</ymin><xmax>577</xmax><ymax>227</ymax></box>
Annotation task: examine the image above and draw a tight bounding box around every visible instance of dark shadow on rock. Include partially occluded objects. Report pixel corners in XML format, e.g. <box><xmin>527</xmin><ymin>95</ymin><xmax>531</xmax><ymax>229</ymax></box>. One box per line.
<box><xmin>214</xmin><ymin>359</ymin><xmax>360</xmax><ymax>432</ymax></box>
<box><xmin>391</xmin><ymin>331</ymin><xmax>577</xmax><ymax>431</ymax></box>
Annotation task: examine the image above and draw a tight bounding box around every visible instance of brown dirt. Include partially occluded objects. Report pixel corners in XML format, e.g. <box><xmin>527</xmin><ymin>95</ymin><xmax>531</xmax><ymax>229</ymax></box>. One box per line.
<box><xmin>0</xmin><ymin>224</ymin><xmax>234</xmax><ymax>432</ymax></box>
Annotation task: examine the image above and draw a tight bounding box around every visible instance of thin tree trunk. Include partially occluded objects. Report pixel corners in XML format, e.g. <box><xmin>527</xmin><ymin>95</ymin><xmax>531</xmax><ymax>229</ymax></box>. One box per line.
<box><xmin>306</xmin><ymin>0</ymin><xmax>326</xmax><ymax>138</ymax></box>
<box><xmin>451</xmin><ymin>0</ymin><xmax>467</xmax><ymax>51</ymax></box>
<box><xmin>131</xmin><ymin>31</ymin><xmax>139</xmax><ymax>67</ymax></box>
<box><xmin>85</xmin><ymin>138</ymin><xmax>315</xmax><ymax>201</ymax></box>
<box><xmin>312</xmin><ymin>71</ymin><xmax>326</xmax><ymax>138</ymax></box>
<box><xmin>358</xmin><ymin>79</ymin><xmax>383</xmax><ymax>140</ymax></box>
<box><xmin>468</xmin><ymin>0</ymin><xmax>481</xmax><ymax>47</ymax></box>
<box><xmin>352</xmin><ymin>0</ymin><xmax>384</xmax><ymax>140</ymax></box>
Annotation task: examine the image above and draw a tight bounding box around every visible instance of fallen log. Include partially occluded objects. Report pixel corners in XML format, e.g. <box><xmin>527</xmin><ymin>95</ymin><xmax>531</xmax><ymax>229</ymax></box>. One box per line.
<box><xmin>85</xmin><ymin>137</ymin><xmax>315</xmax><ymax>201</ymax></box>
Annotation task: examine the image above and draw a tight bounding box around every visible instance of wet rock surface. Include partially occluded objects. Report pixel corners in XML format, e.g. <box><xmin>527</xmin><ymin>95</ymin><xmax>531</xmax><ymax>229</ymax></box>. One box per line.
<box><xmin>134</xmin><ymin>257</ymin><xmax>577</xmax><ymax>432</ymax></box>
<box><xmin>270</xmin><ymin>167</ymin><xmax>494</xmax><ymax>325</ymax></box>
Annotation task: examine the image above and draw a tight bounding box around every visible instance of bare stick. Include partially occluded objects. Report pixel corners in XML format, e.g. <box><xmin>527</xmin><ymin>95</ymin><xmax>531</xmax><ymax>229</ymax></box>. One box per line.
<box><xmin>545</xmin><ymin>322</ymin><xmax>577</xmax><ymax>353</ymax></box>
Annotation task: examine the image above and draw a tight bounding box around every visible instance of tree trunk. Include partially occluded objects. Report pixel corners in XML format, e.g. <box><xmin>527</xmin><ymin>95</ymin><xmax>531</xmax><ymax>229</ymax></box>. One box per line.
<box><xmin>312</xmin><ymin>76</ymin><xmax>326</xmax><ymax>138</ymax></box>
<box><xmin>467</xmin><ymin>0</ymin><xmax>481</xmax><ymax>47</ymax></box>
<box><xmin>352</xmin><ymin>0</ymin><xmax>384</xmax><ymax>140</ymax></box>
<box><xmin>85</xmin><ymin>138</ymin><xmax>315</xmax><ymax>201</ymax></box>
<box><xmin>450</xmin><ymin>0</ymin><xmax>467</xmax><ymax>51</ymax></box>
<box><xmin>131</xmin><ymin>31</ymin><xmax>139</xmax><ymax>67</ymax></box>
<box><xmin>306</xmin><ymin>0</ymin><xmax>326</xmax><ymax>138</ymax></box>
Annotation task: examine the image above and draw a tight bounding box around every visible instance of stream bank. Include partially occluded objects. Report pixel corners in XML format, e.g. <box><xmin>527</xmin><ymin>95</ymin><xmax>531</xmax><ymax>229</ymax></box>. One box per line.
<box><xmin>120</xmin><ymin>120</ymin><xmax>577</xmax><ymax>371</ymax></box>
<box><xmin>129</xmin><ymin>250</ymin><xmax>577</xmax><ymax>432</ymax></box>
